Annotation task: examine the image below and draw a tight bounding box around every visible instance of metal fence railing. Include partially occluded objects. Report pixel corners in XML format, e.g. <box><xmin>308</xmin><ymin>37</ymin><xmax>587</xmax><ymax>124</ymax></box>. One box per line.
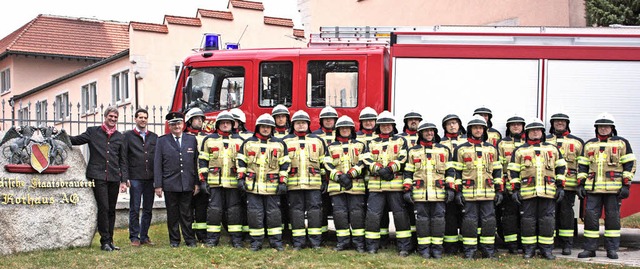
<box><xmin>0</xmin><ymin>98</ymin><xmax>170</xmax><ymax>135</ymax></box>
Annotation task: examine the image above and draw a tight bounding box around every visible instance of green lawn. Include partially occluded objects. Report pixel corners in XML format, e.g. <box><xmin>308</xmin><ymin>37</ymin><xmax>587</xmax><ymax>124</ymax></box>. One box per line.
<box><xmin>1</xmin><ymin>223</ymin><xmax>628</xmax><ymax>269</ymax></box>
<box><xmin>622</xmin><ymin>213</ymin><xmax>640</xmax><ymax>229</ymax></box>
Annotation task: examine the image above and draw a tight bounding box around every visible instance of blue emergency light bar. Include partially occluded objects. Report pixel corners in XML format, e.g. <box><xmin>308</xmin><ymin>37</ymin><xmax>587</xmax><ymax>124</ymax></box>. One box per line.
<box><xmin>226</xmin><ymin>43</ymin><xmax>239</xmax><ymax>50</ymax></box>
<box><xmin>203</xmin><ymin>34</ymin><xmax>221</xmax><ymax>50</ymax></box>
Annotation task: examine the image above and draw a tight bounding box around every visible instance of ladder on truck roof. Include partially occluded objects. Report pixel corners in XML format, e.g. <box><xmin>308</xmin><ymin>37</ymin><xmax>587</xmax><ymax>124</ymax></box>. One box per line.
<box><xmin>309</xmin><ymin>25</ymin><xmax>640</xmax><ymax>48</ymax></box>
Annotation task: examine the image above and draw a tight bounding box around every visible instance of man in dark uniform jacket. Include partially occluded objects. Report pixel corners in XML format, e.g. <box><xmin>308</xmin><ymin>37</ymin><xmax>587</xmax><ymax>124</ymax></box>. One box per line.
<box><xmin>71</xmin><ymin>106</ymin><xmax>127</xmax><ymax>252</ymax></box>
<box><xmin>123</xmin><ymin>108</ymin><xmax>158</xmax><ymax>246</ymax></box>
<box><xmin>154</xmin><ymin>111</ymin><xmax>200</xmax><ymax>247</ymax></box>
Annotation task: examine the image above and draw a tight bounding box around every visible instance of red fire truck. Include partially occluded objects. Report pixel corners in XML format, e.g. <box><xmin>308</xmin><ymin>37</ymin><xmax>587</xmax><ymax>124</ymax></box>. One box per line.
<box><xmin>170</xmin><ymin>26</ymin><xmax>640</xmax><ymax>217</ymax></box>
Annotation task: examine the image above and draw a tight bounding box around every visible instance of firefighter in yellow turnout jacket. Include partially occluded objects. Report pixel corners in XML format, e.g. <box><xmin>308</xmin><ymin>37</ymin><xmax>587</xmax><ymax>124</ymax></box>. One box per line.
<box><xmin>473</xmin><ymin>107</ymin><xmax>502</xmax><ymax>147</ymax></box>
<box><xmin>440</xmin><ymin>114</ymin><xmax>467</xmax><ymax>254</ymax></box>
<box><xmin>363</xmin><ymin>111</ymin><xmax>412</xmax><ymax>256</ymax></box>
<box><xmin>272</xmin><ymin>104</ymin><xmax>290</xmax><ymax>139</ymax></box>
<box><xmin>496</xmin><ymin>115</ymin><xmax>526</xmax><ymax>254</ymax></box>
<box><xmin>453</xmin><ymin>116</ymin><xmax>503</xmax><ymax>259</ymax></box>
<box><xmin>403</xmin><ymin>121</ymin><xmax>456</xmax><ymax>259</ymax></box>
<box><xmin>577</xmin><ymin>113</ymin><xmax>636</xmax><ymax>260</ymax></box>
<box><xmin>198</xmin><ymin>111</ymin><xmax>245</xmax><ymax>248</ymax></box>
<box><xmin>312</xmin><ymin>106</ymin><xmax>339</xmax><ymax>237</ymax></box>
<box><xmin>236</xmin><ymin>113</ymin><xmax>291</xmax><ymax>251</ymax></box>
<box><xmin>545</xmin><ymin>113</ymin><xmax>584</xmax><ymax>256</ymax></box>
<box><xmin>324</xmin><ymin>116</ymin><xmax>368</xmax><ymax>252</ymax></box>
<box><xmin>509</xmin><ymin>119</ymin><xmax>566</xmax><ymax>260</ymax></box>
<box><xmin>282</xmin><ymin>111</ymin><xmax>327</xmax><ymax>250</ymax></box>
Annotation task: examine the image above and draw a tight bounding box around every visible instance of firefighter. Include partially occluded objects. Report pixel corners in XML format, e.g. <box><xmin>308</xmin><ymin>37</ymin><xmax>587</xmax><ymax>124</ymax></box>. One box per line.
<box><xmin>272</xmin><ymin>104</ymin><xmax>290</xmax><ymax>138</ymax></box>
<box><xmin>577</xmin><ymin>113</ymin><xmax>636</xmax><ymax>260</ymax></box>
<box><xmin>362</xmin><ymin>111</ymin><xmax>412</xmax><ymax>256</ymax></box>
<box><xmin>546</xmin><ymin>113</ymin><xmax>584</xmax><ymax>255</ymax></box>
<box><xmin>400</xmin><ymin>111</ymin><xmax>423</xmax><ymax>147</ymax></box>
<box><xmin>324</xmin><ymin>115</ymin><xmax>368</xmax><ymax>252</ymax></box>
<box><xmin>509</xmin><ymin>118</ymin><xmax>566</xmax><ymax>260</ymax></box>
<box><xmin>312</xmin><ymin>105</ymin><xmax>339</xmax><ymax>238</ymax></box>
<box><xmin>230</xmin><ymin>108</ymin><xmax>253</xmax><ymax>140</ymax></box>
<box><xmin>184</xmin><ymin>107</ymin><xmax>211</xmax><ymax>243</ymax></box>
<box><xmin>236</xmin><ymin>113</ymin><xmax>291</xmax><ymax>251</ymax></box>
<box><xmin>356</xmin><ymin>107</ymin><xmax>378</xmax><ymax>145</ymax></box>
<box><xmin>452</xmin><ymin>116</ymin><xmax>503</xmax><ymax>259</ymax></box>
<box><xmin>403</xmin><ymin>120</ymin><xmax>456</xmax><ymax>259</ymax></box>
<box><xmin>198</xmin><ymin>111</ymin><xmax>245</xmax><ymax>248</ymax></box>
<box><xmin>496</xmin><ymin>115</ymin><xmax>526</xmax><ymax>254</ymax></box>
<box><xmin>282</xmin><ymin>110</ymin><xmax>327</xmax><ymax>250</ymax></box>
<box><xmin>473</xmin><ymin>107</ymin><xmax>502</xmax><ymax>146</ymax></box>
<box><xmin>399</xmin><ymin>111</ymin><xmax>422</xmax><ymax>249</ymax></box>
<box><xmin>440</xmin><ymin>114</ymin><xmax>467</xmax><ymax>254</ymax></box>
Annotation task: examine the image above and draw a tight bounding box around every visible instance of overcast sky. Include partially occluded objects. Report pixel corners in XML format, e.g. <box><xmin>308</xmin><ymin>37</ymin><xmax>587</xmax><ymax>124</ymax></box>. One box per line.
<box><xmin>0</xmin><ymin>0</ymin><xmax>300</xmax><ymax>38</ymax></box>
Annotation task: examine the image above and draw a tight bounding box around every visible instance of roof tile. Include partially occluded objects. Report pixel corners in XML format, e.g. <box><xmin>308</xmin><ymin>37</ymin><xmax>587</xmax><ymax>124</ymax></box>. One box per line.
<box><xmin>264</xmin><ymin>16</ymin><xmax>294</xmax><ymax>27</ymax></box>
<box><xmin>293</xmin><ymin>29</ymin><xmax>305</xmax><ymax>38</ymax></box>
<box><xmin>197</xmin><ymin>9</ymin><xmax>234</xmax><ymax>20</ymax></box>
<box><xmin>130</xmin><ymin>22</ymin><xmax>169</xmax><ymax>33</ymax></box>
<box><xmin>0</xmin><ymin>15</ymin><xmax>129</xmax><ymax>59</ymax></box>
<box><xmin>164</xmin><ymin>15</ymin><xmax>202</xmax><ymax>26</ymax></box>
<box><xmin>231</xmin><ymin>0</ymin><xmax>264</xmax><ymax>11</ymax></box>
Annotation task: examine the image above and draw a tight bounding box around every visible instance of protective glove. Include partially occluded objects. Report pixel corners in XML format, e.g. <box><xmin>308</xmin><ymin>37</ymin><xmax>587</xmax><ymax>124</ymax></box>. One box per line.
<box><xmin>321</xmin><ymin>178</ymin><xmax>328</xmax><ymax>193</ymax></box>
<box><xmin>237</xmin><ymin>179</ymin><xmax>246</xmax><ymax>192</ymax></box>
<box><xmin>403</xmin><ymin>191</ymin><xmax>414</xmax><ymax>205</ymax></box>
<box><xmin>555</xmin><ymin>188</ymin><xmax>565</xmax><ymax>203</ymax></box>
<box><xmin>445</xmin><ymin>189</ymin><xmax>456</xmax><ymax>204</ymax></box>
<box><xmin>511</xmin><ymin>190</ymin><xmax>523</xmax><ymax>206</ymax></box>
<box><xmin>455</xmin><ymin>192</ymin><xmax>465</xmax><ymax>207</ymax></box>
<box><xmin>576</xmin><ymin>185</ymin><xmax>587</xmax><ymax>200</ymax></box>
<box><xmin>494</xmin><ymin>191</ymin><xmax>504</xmax><ymax>206</ymax></box>
<box><xmin>199</xmin><ymin>180</ymin><xmax>211</xmax><ymax>196</ymax></box>
<box><xmin>276</xmin><ymin>182</ymin><xmax>288</xmax><ymax>195</ymax></box>
<box><xmin>618</xmin><ymin>185</ymin><xmax>630</xmax><ymax>199</ymax></box>
<box><xmin>378</xmin><ymin>167</ymin><xmax>394</xmax><ymax>181</ymax></box>
<box><xmin>338</xmin><ymin>174</ymin><xmax>353</xmax><ymax>190</ymax></box>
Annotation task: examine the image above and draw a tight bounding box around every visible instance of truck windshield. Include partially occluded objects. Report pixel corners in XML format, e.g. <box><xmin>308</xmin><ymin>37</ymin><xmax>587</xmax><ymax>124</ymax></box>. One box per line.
<box><xmin>184</xmin><ymin>66</ymin><xmax>245</xmax><ymax>113</ymax></box>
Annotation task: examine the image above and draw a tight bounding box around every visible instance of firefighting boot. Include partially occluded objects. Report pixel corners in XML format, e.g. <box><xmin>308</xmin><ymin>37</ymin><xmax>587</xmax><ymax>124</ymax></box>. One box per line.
<box><xmin>417</xmin><ymin>244</ymin><xmax>431</xmax><ymax>259</ymax></box>
<box><xmin>506</xmin><ymin>242</ymin><xmax>519</xmax><ymax>254</ymax></box>
<box><xmin>333</xmin><ymin>236</ymin><xmax>351</xmax><ymax>251</ymax></box>
<box><xmin>463</xmin><ymin>245</ymin><xmax>476</xmax><ymax>260</ymax></box>
<box><xmin>250</xmin><ymin>237</ymin><xmax>263</xmax><ymax>252</ymax></box>
<box><xmin>480</xmin><ymin>244</ymin><xmax>497</xmax><ymax>259</ymax></box>
<box><xmin>230</xmin><ymin>232</ymin><xmax>243</xmax><ymax>248</ymax></box>
<box><xmin>606</xmin><ymin>250</ymin><xmax>619</xmax><ymax>259</ymax></box>
<box><xmin>205</xmin><ymin>232</ymin><xmax>220</xmax><ymax>247</ymax></box>
<box><xmin>431</xmin><ymin>244</ymin><xmax>444</xmax><ymax>259</ymax></box>
<box><xmin>540</xmin><ymin>245</ymin><xmax>556</xmax><ymax>260</ymax></box>
<box><xmin>366</xmin><ymin>238</ymin><xmax>379</xmax><ymax>254</ymax></box>
<box><xmin>523</xmin><ymin>244</ymin><xmax>536</xmax><ymax>259</ymax></box>
<box><xmin>578</xmin><ymin>250</ymin><xmax>596</xmax><ymax>258</ymax></box>
<box><xmin>353</xmin><ymin>236</ymin><xmax>366</xmax><ymax>253</ymax></box>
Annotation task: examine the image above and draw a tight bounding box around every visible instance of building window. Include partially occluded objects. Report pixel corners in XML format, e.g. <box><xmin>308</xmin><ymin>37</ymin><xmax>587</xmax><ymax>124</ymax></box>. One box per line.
<box><xmin>307</xmin><ymin>61</ymin><xmax>358</xmax><ymax>108</ymax></box>
<box><xmin>81</xmin><ymin>82</ymin><xmax>97</xmax><ymax>115</ymax></box>
<box><xmin>17</xmin><ymin>107</ymin><xmax>29</xmax><ymax>126</ymax></box>
<box><xmin>259</xmin><ymin>62</ymin><xmax>293</xmax><ymax>107</ymax></box>
<box><xmin>35</xmin><ymin>100</ymin><xmax>48</xmax><ymax>126</ymax></box>
<box><xmin>111</xmin><ymin>70</ymin><xmax>129</xmax><ymax>104</ymax></box>
<box><xmin>1</xmin><ymin>68</ymin><xmax>10</xmax><ymax>93</ymax></box>
<box><xmin>55</xmin><ymin>92</ymin><xmax>69</xmax><ymax>120</ymax></box>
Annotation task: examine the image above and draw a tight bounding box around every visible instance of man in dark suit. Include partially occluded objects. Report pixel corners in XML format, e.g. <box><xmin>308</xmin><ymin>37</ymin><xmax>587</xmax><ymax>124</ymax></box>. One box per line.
<box><xmin>154</xmin><ymin>111</ymin><xmax>200</xmax><ymax>247</ymax></box>
<box><xmin>71</xmin><ymin>106</ymin><xmax>127</xmax><ymax>252</ymax></box>
<box><xmin>123</xmin><ymin>108</ymin><xmax>158</xmax><ymax>247</ymax></box>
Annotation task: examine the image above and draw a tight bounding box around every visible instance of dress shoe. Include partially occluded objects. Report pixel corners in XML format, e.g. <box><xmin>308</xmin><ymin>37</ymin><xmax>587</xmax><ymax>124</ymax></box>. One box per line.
<box><xmin>130</xmin><ymin>240</ymin><xmax>141</xmax><ymax>247</ymax></box>
<box><xmin>562</xmin><ymin>247</ymin><xmax>572</xmax><ymax>256</ymax></box>
<box><xmin>141</xmin><ymin>239</ymin><xmax>154</xmax><ymax>246</ymax></box>
<box><xmin>109</xmin><ymin>243</ymin><xmax>120</xmax><ymax>251</ymax></box>
<box><xmin>100</xmin><ymin>244</ymin><xmax>113</xmax><ymax>251</ymax></box>
<box><xmin>606</xmin><ymin>250</ymin><xmax>619</xmax><ymax>259</ymax></box>
<box><xmin>170</xmin><ymin>243</ymin><xmax>180</xmax><ymax>248</ymax></box>
<box><xmin>577</xmin><ymin>250</ymin><xmax>596</xmax><ymax>258</ymax></box>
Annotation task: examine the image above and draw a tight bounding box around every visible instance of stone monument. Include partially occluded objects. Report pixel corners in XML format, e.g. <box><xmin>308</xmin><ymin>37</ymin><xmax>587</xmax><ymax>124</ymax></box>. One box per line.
<box><xmin>0</xmin><ymin>127</ymin><xmax>96</xmax><ymax>255</ymax></box>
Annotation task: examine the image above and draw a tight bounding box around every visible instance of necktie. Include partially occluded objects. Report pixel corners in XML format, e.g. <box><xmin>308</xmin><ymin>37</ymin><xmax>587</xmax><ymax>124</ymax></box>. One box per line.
<box><xmin>175</xmin><ymin>136</ymin><xmax>181</xmax><ymax>148</ymax></box>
